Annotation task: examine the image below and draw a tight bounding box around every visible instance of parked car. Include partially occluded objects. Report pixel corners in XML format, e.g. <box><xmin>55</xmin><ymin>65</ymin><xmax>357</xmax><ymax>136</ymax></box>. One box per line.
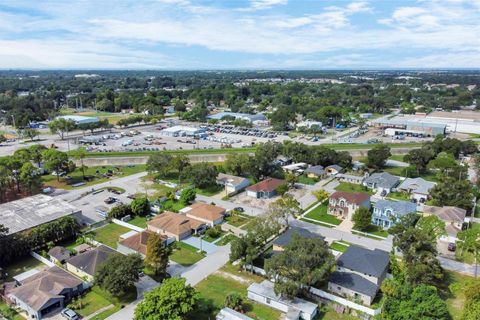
<box><xmin>61</xmin><ymin>308</ymin><xmax>79</xmax><ymax>320</ymax></box>
<box><xmin>104</xmin><ymin>197</ymin><xmax>116</xmax><ymax>204</ymax></box>
<box><xmin>234</xmin><ymin>207</ymin><xmax>245</xmax><ymax>213</ymax></box>
<box><xmin>448</xmin><ymin>242</ymin><xmax>456</xmax><ymax>252</ymax></box>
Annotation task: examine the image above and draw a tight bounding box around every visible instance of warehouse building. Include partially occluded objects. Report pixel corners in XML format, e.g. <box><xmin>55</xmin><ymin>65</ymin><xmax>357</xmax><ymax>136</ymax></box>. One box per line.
<box><xmin>160</xmin><ymin>125</ymin><xmax>207</xmax><ymax>138</ymax></box>
<box><xmin>56</xmin><ymin>115</ymin><xmax>99</xmax><ymax>125</ymax></box>
<box><xmin>0</xmin><ymin>195</ymin><xmax>82</xmax><ymax>235</ymax></box>
<box><xmin>207</xmin><ymin>112</ymin><xmax>267</xmax><ymax>123</ymax></box>
<box><xmin>373</xmin><ymin>119</ymin><xmax>446</xmax><ymax>137</ymax></box>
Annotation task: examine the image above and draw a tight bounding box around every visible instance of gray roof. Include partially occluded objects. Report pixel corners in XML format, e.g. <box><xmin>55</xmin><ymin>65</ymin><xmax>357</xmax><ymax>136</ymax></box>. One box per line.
<box><xmin>337</xmin><ymin>246</ymin><xmax>389</xmax><ymax>278</ymax></box>
<box><xmin>248</xmin><ymin>280</ymin><xmax>317</xmax><ymax>315</ymax></box>
<box><xmin>216</xmin><ymin>173</ymin><xmax>250</xmax><ymax>187</ymax></box>
<box><xmin>0</xmin><ymin>194</ymin><xmax>81</xmax><ymax>235</ymax></box>
<box><xmin>66</xmin><ymin>245</ymin><xmax>116</xmax><ymax>276</ymax></box>
<box><xmin>423</xmin><ymin>205</ymin><xmax>467</xmax><ymax>223</ymax></box>
<box><xmin>364</xmin><ymin>172</ymin><xmax>400</xmax><ymax>189</ymax></box>
<box><xmin>398</xmin><ymin>177</ymin><xmax>436</xmax><ymax>195</ymax></box>
<box><xmin>217</xmin><ymin>308</ymin><xmax>253</xmax><ymax>320</ymax></box>
<box><xmin>374</xmin><ymin>199</ymin><xmax>416</xmax><ymax>216</ymax></box>
<box><xmin>272</xmin><ymin>227</ymin><xmax>323</xmax><ymax>248</ymax></box>
<box><xmin>329</xmin><ymin>272</ymin><xmax>379</xmax><ymax>298</ymax></box>
<box><xmin>305</xmin><ymin>165</ymin><xmax>325</xmax><ymax>175</ymax></box>
<box><xmin>207</xmin><ymin>112</ymin><xmax>267</xmax><ymax>122</ymax></box>
<box><xmin>326</xmin><ymin>165</ymin><xmax>343</xmax><ymax>172</ymax></box>
<box><xmin>48</xmin><ymin>246</ymin><xmax>71</xmax><ymax>261</ymax></box>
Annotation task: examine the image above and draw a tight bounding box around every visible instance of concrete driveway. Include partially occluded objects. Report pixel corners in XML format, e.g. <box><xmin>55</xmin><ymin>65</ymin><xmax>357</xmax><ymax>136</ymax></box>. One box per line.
<box><xmin>135</xmin><ymin>275</ymin><xmax>158</xmax><ymax>299</ymax></box>
<box><xmin>182</xmin><ymin>236</ymin><xmax>218</xmax><ymax>254</ymax></box>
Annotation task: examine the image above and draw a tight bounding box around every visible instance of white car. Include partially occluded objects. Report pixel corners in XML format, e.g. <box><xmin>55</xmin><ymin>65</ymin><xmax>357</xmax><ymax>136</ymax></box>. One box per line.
<box><xmin>61</xmin><ymin>308</ymin><xmax>79</xmax><ymax>320</ymax></box>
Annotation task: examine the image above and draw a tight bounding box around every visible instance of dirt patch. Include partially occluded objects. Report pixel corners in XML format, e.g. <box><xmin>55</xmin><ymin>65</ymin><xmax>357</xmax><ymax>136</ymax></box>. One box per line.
<box><xmin>215</xmin><ymin>270</ymin><xmax>253</xmax><ymax>285</ymax></box>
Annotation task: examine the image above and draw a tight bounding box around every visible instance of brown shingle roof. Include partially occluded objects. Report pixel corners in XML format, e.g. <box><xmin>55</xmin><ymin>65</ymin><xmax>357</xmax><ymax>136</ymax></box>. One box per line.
<box><xmin>48</xmin><ymin>246</ymin><xmax>71</xmax><ymax>261</ymax></box>
<box><xmin>186</xmin><ymin>203</ymin><xmax>225</xmax><ymax>222</ymax></box>
<box><xmin>246</xmin><ymin>178</ymin><xmax>284</xmax><ymax>193</ymax></box>
<box><xmin>9</xmin><ymin>266</ymin><xmax>82</xmax><ymax>311</ymax></box>
<box><xmin>148</xmin><ymin>211</ymin><xmax>205</xmax><ymax>236</ymax></box>
<box><xmin>330</xmin><ymin>191</ymin><xmax>370</xmax><ymax>205</ymax></box>
<box><xmin>118</xmin><ymin>230</ymin><xmax>166</xmax><ymax>255</ymax></box>
<box><xmin>423</xmin><ymin>205</ymin><xmax>466</xmax><ymax>223</ymax></box>
<box><xmin>66</xmin><ymin>245</ymin><xmax>116</xmax><ymax>276</ymax></box>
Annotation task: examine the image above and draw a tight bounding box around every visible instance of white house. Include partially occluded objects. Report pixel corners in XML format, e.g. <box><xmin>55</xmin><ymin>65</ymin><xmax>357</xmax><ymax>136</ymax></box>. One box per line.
<box><xmin>216</xmin><ymin>173</ymin><xmax>250</xmax><ymax>195</ymax></box>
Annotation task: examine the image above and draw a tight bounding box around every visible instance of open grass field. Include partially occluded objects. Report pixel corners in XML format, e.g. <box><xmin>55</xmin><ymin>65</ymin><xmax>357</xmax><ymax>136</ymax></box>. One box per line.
<box><xmin>194</xmin><ymin>273</ymin><xmax>281</xmax><ymax>320</ymax></box>
<box><xmin>42</xmin><ymin>164</ymin><xmax>146</xmax><ymax>190</ymax></box>
<box><xmin>91</xmin><ymin>223</ymin><xmax>131</xmax><ymax>249</ymax></box>
<box><xmin>170</xmin><ymin>241</ymin><xmax>205</xmax><ymax>266</ymax></box>
<box><xmin>304</xmin><ymin>203</ymin><xmax>342</xmax><ymax>225</ymax></box>
<box><xmin>335</xmin><ymin>182</ymin><xmax>373</xmax><ymax>195</ymax></box>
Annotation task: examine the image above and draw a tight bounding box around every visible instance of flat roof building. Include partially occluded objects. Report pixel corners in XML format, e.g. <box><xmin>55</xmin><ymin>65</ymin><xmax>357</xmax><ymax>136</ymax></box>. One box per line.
<box><xmin>207</xmin><ymin>112</ymin><xmax>267</xmax><ymax>123</ymax></box>
<box><xmin>373</xmin><ymin>118</ymin><xmax>446</xmax><ymax>136</ymax></box>
<box><xmin>0</xmin><ymin>195</ymin><xmax>82</xmax><ymax>235</ymax></box>
<box><xmin>160</xmin><ymin>125</ymin><xmax>207</xmax><ymax>137</ymax></box>
<box><xmin>56</xmin><ymin>115</ymin><xmax>99</xmax><ymax>125</ymax></box>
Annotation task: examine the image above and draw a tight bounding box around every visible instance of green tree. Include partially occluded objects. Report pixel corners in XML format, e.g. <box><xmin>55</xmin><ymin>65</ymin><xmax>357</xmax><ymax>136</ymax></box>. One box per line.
<box><xmin>146</xmin><ymin>154</ymin><xmax>173</xmax><ymax>177</ymax></box>
<box><xmin>180</xmin><ymin>162</ymin><xmax>217</xmax><ymax>189</ymax></box>
<box><xmin>462</xmin><ymin>281</ymin><xmax>480</xmax><ymax>320</ymax></box>
<box><xmin>108</xmin><ymin>204</ymin><xmax>133</xmax><ymax>219</ymax></box>
<box><xmin>224</xmin><ymin>293</ymin><xmax>244</xmax><ymax>312</ymax></box>
<box><xmin>95</xmin><ymin>253</ymin><xmax>143</xmax><ymax>297</ymax></box>
<box><xmin>367</xmin><ymin>144</ymin><xmax>391</xmax><ymax>169</ymax></box>
<box><xmin>430</xmin><ymin>176</ymin><xmax>474</xmax><ymax>210</ymax></box>
<box><xmin>416</xmin><ymin>215</ymin><xmax>446</xmax><ymax>242</ymax></box>
<box><xmin>20</xmin><ymin>128</ymin><xmax>40</xmax><ymax>141</ymax></box>
<box><xmin>265</xmin><ymin>233</ymin><xmax>335</xmax><ymax>298</ymax></box>
<box><xmin>28</xmin><ymin>144</ymin><xmax>47</xmax><ymax>167</ymax></box>
<box><xmin>131</xmin><ymin>197</ymin><xmax>150</xmax><ymax>217</ymax></box>
<box><xmin>457</xmin><ymin>227</ymin><xmax>480</xmax><ymax>276</ymax></box>
<box><xmin>144</xmin><ymin>233</ymin><xmax>171</xmax><ymax>278</ymax></box>
<box><xmin>71</xmin><ymin>147</ymin><xmax>88</xmax><ymax>180</ymax></box>
<box><xmin>266</xmin><ymin>194</ymin><xmax>302</xmax><ymax>226</ymax></box>
<box><xmin>134</xmin><ymin>277</ymin><xmax>199</xmax><ymax>320</ymax></box>
<box><xmin>179</xmin><ymin>188</ymin><xmax>196</xmax><ymax>205</ymax></box>
<box><xmin>48</xmin><ymin>118</ymin><xmax>76</xmax><ymax>140</ymax></box>
<box><xmin>403</xmin><ymin>147</ymin><xmax>435</xmax><ymax>174</ymax></box>
<box><xmin>170</xmin><ymin>155</ymin><xmax>190</xmax><ymax>174</ymax></box>
<box><xmin>427</xmin><ymin>152</ymin><xmax>464</xmax><ymax>177</ymax></box>
<box><xmin>19</xmin><ymin>162</ymin><xmax>42</xmax><ymax>195</ymax></box>
<box><xmin>352</xmin><ymin>207</ymin><xmax>372</xmax><ymax>231</ymax></box>
<box><xmin>42</xmin><ymin>149</ymin><xmax>69</xmax><ymax>181</ymax></box>
<box><xmin>312</xmin><ymin>190</ymin><xmax>329</xmax><ymax>202</ymax></box>
<box><xmin>224</xmin><ymin>153</ymin><xmax>251</xmax><ymax>176</ymax></box>
<box><xmin>285</xmin><ymin>173</ymin><xmax>298</xmax><ymax>188</ymax></box>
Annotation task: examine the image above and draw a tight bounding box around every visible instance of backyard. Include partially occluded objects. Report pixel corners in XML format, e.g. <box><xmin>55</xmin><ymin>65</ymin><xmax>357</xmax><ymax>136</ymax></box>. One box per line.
<box><xmin>3</xmin><ymin>255</ymin><xmax>45</xmax><ymax>281</ymax></box>
<box><xmin>170</xmin><ymin>242</ymin><xmax>205</xmax><ymax>266</ymax></box>
<box><xmin>42</xmin><ymin>164</ymin><xmax>146</xmax><ymax>190</ymax></box>
<box><xmin>127</xmin><ymin>216</ymin><xmax>149</xmax><ymax>228</ymax></box>
<box><xmin>304</xmin><ymin>203</ymin><xmax>342</xmax><ymax>225</ymax></box>
<box><xmin>335</xmin><ymin>182</ymin><xmax>373</xmax><ymax>195</ymax></box>
<box><xmin>90</xmin><ymin>223</ymin><xmax>132</xmax><ymax>249</ymax></box>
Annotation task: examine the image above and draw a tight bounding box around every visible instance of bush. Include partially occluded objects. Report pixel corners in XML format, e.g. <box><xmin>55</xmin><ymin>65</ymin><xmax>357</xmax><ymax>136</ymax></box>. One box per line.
<box><xmin>131</xmin><ymin>197</ymin><xmax>150</xmax><ymax>217</ymax></box>
<box><xmin>205</xmin><ymin>226</ymin><xmax>221</xmax><ymax>239</ymax></box>
<box><xmin>108</xmin><ymin>204</ymin><xmax>133</xmax><ymax>219</ymax></box>
<box><xmin>224</xmin><ymin>292</ymin><xmax>244</xmax><ymax>312</ymax></box>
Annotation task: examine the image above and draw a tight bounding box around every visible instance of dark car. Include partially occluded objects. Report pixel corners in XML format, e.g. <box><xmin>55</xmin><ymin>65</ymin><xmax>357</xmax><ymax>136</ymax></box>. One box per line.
<box><xmin>234</xmin><ymin>207</ymin><xmax>244</xmax><ymax>212</ymax></box>
<box><xmin>104</xmin><ymin>197</ymin><xmax>116</xmax><ymax>204</ymax></box>
<box><xmin>448</xmin><ymin>242</ymin><xmax>456</xmax><ymax>252</ymax></box>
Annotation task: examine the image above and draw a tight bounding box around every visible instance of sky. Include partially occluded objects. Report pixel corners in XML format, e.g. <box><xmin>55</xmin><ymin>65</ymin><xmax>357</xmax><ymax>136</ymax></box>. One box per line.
<box><xmin>0</xmin><ymin>0</ymin><xmax>479</xmax><ymax>69</ymax></box>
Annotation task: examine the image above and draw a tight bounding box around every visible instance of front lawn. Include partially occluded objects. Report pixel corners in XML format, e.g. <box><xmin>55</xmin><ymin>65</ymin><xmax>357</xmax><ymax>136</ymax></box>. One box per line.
<box><xmin>91</xmin><ymin>223</ymin><xmax>131</xmax><ymax>248</ymax></box>
<box><xmin>42</xmin><ymin>164</ymin><xmax>146</xmax><ymax>190</ymax></box>
<box><xmin>300</xmin><ymin>218</ymin><xmax>335</xmax><ymax>228</ymax></box>
<box><xmin>74</xmin><ymin>288</ymin><xmax>113</xmax><ymax>318</ymax></box>
<box><xmin>170</xmin><ymin>242</ymin><xmax>205</xmax><ymax>266</ymax></box>
<box><xmin>304</xmin><ymin>204</ymin><xmax>342</xmax><ymax>225</ymax></box>
<box><xmin>298</xmin><ymin>175</ymin><xmax>319</xmax><ymax>185</ymax></box>
<box><xmin>216</xmin><ymin>234</ymin><xmax>238</xmax><ymax>246</ymax></box>
<box><xmin>3</xmin><ymin>256</ymin><xmax>45</xmax><ymax>281</ymax></box>
<box><xmin>224</xmin><ymin>214</ymin><xmax>250</xmax><ymax>227</ymax></box>
<box><xmin>193</xmin><ymin>273</ymin><xmax>281</xmax><ymax>320</ymax></box>
<box><xmin>353</xmin><ymin>225</ymin><xmax>389</xmax><ymax>238</ymax></box>
<box><xmin>330</xmin><ymin>241</ymin><xmax>350</xmax><ymax>253</ymax></box>
<box><xmin>387</xmin><ymin>192</ymin><xmax>411</xmax><ymax>201</ymax></box>
<box><xmin>160</xmin><ymin>199</ymin><xmax>186</xmax><ymax>212</ymax></box>
<box><xmin>335</xmin><ymin>182</ymin><xmax>373</xmax><ymax>195</ymax></box>
<box><xmin>195</xmin><ymin>185</ymin><xmax>224</xmax><ymax>196</ymax></box>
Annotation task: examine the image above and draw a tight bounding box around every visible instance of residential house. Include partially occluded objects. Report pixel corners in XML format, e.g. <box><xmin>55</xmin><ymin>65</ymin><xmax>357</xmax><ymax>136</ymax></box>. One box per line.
<box><xmin>246</xmin><ymin>178</ymin><xmax>284</xmax><ymax>199</ymax></box>
<box><xmin>7</xmin><ymin>267</ymin><xmax>84</xmax><ymax>320</ymax></box>
<box><xmin>274</xmin><ymin>155</ymin><xmax>292</xmax><ymax>166</ymax></box>
<box><xmin>48</xmin><ymin>246</ymin><xmax>71</xmax><ymax>264</ymax></box>
<box><xmin>328</xmin><ymin>192</ymin><xmax>371</xmax><ymax>220</ymax></box>
<box><xmin>183</xmin><ymin>202</ymin><xmax>226</xmax><ymax>227</ymax></box>
<box><xmin>117</xmin><ymin>230</ymin><xmax>167</xmax><ymax>258</ymax></box>
<box><xmin>216</xmin><ymin>173</ymin><xmax>250</xmax><ymax>195</ymax></box>
<box><xmin>65</xmin><ymin>245</ymin><xmax>116</xmax><ymax>282</ymax></box>
<box><xmin>147</xmin><ymin>211</ymin><xmax>206</xmax><ymax>240</ymax></box>
<box><xmin>217</xmin><ymin>307</ymin><xmax>253</xmax><ymax>320</ymax></box>
<box><xmin>372</xmin><ymin>199</ymin><xmax>417</xmax><ymax>229</ymax></box>
<box><xmin>423</xmin><ymin>205</ymin><xmax>467</xmax><ymax>242</ymax></box>
<box><xmin>248</xmin><ymin>280</ymin><xmax>318</xmax><ymax>320</ymax></box>
<box><xmin>328</xmin><ymin>246</ymin><xmax>389</xmax><ymax>306</ymax></box>
<box><xmin>304</xmin><ymin>165</ymin><xmax>325</xmax><ymax>179</ymax></box>
<box><xmin>363</xmin><ymin>172</ymin><xmax>400</xmax><ymax>195</ymax></box>
<box><xmin>325</xmin><ymin>165</ymin><xmax>344</xmax><ymax>176</ymax></box>
<box><xmin>282</xmin><ymin>163</ymin><xmax>308</xmax><ymax>174</ymax></box>
<box><xmin>397</xmin><ymin>177</ymin><xmax>436</xmax><ymax>203</ymax></box>
<box><xmin>336</xmin><ymin>173</ymin><xmax>365</xmax><ymax>185</ymax></box>
<box><xmin>272</xmin><ymin>227</ymin><xmax>322</xmax><ymax>253</ymax></box>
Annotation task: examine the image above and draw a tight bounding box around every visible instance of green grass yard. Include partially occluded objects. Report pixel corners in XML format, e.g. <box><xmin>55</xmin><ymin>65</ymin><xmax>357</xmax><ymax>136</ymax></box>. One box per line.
<box><xmin>387</xmin><ymin>191</ymin><xmax>411</xmax><ymax>201</ymax></box>
<box><xmin>0</xmin><ymin>300</ymin><xmax>23</xmax><ymax>320</ymax></box>
<box><xmin>74</xmin><ymin>288</ymin><xmax>113</xmax><ymax>318</ymax></box>
<box><xmin>335</xmin><ymin>182</ymin><xmax>373</xmax><ymax>195</ymax></box>
<box><xmin>127</xmin><ymin>216</ymin><xmax>148</xmax><ymax>228</ymax></box>
<box><xmin>170</xmin><ymin>241</ymin><xmax>205</xmax><ymax>266</ymax></box>
<box><xmin>298</xmin><ymin>175</ymin><xmax>319</xmax><ymax>185</ymax></box>
<box><xmin>304</xmin><ymin>203</ymin><xmax>342</xmax><ymax>225</ymax></box>
<box><xmin>91</xmin><ymin>223</ymin><xmax>131</xmax><ymax>249</ymax></box>
<box><xmin>224</xmin><ymin>214</ymin><xmax>251</xmax><ymax>227</ymax></box>
<box><xmin>300</xmin><ymin>218</ymin><xmax>335</xmax><ymax>228</ymax></box>
<box><xmin>216</xmin><ymin>234</ymin><xmax>238</xmax><ymax>246</ymax></box>
<box><xmin>352</xmin><ymin>225</ymin><xmax>389</xmax><ymax>238</ymax></box>
<box><xmin>193</xmin><ymin>274</ymin><xmax>281</xmax><ymax>320</ymax></box>
<box><xmin>330</xmin><ymin>241</ymin><xmax>350</xmax><ymax>253</ymax></box>
<box><xmin>443</xmin><ymin>271</ymin><xmax>478</xmax><ymax>319</ymax></box>
<box><xmin>3</xmin><ymin>256</ymin><xmax>45</xmax><ymax>281</ymax></box>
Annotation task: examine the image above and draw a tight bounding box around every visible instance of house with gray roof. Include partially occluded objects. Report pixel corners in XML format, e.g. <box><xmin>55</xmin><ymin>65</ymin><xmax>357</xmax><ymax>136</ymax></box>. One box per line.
<box><xmin>304</xmin><ymin>165</ymin><xmax>325</xmax><ymax>179</ymax></box>
<box><xmin>363</xmin><ymin>172</ymin><xmax>400</xmax><ymax>194</ymax></box>
<box><xmin>325</xmin><ymin>165</ymin><xmax>344</xmax><ymax>176</ymax></box>
<box><xmin>328</xmin><ymin>246</ymin><xmax>389</xmax><ymax>306</ymax></box>
<box><xmin>65</xmin><ymin>245</ymin><xmax>116</xmax><ymax>282</ymax></box>
<box><xmin>372</xmin><ymin>199</ymin><xmax>417</xmax><ymax>229</ymax></box>
<box><xmin>272</xmin><ymin>227</ymin><xmax>323</xmax><ymax>253</ymax></box>
<box><xmin>216</xmin><ymin>173</ymin><xmax>250</xmax><ymax>195</ymax></box>
<box><xmin>397</xmin><ymin>177</ymin><xmax>436</xmax><ymax>203</ymax></box>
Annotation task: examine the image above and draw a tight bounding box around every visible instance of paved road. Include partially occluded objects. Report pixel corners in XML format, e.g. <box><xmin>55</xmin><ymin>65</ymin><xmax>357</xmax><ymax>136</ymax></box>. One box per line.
<box><xmin>182</xmin><ymin>236</ymin><xmax>218</xmax><ymax>254</ymax></box>
<box><xmin>438</xmin><ymin>256</ymin><xmax>479</xmax><ymax>277</ymax></box>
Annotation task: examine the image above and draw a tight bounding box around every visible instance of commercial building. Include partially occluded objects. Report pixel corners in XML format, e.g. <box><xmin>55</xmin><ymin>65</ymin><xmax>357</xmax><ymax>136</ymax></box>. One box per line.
<box><xmin>207</xmin><ymin>112</ymin><xmax>267</xmax><ymax>123</ymax></box>
<box><xmin>0</xmin><ymin>195</ymin><xmax>82</xmax><ymax>235</ymax></box>
<box><xmin>56</xmin><ymin>115</ymin><xmax>99</xmax><ymax>125</ymax></box>
<box><xmin>160</xmin><ymin>125</ymin><xmax>207</xmax><ymax>138</ymax></box>
<box><xmin>373</xmin><ymin>118</ymin><xmax>446</xmax><ymax>137</ymax></box>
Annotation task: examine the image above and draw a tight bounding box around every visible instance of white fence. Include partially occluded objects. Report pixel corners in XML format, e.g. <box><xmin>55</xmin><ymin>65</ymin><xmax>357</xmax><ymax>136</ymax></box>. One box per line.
<box><xmin>30</xmin><ymin>251</ymin><xmax>55</xmax><ymax>267</ymax></box>
<box><xmin>309</xmin><ymin>287</ymin><xmax>382</xmax><ymax>317</ymax></box>
<box><xmin>112</xmin><ymin>218</ymin><xmax>145</xmax><ymax>232</ymax></box>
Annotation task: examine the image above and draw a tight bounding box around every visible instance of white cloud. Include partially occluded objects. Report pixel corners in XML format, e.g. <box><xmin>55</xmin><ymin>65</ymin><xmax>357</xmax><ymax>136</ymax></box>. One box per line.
<box><xmin>237</xmin><ymin>0</ymin><xmax>287</xmax><ymax>12</ymax></box>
